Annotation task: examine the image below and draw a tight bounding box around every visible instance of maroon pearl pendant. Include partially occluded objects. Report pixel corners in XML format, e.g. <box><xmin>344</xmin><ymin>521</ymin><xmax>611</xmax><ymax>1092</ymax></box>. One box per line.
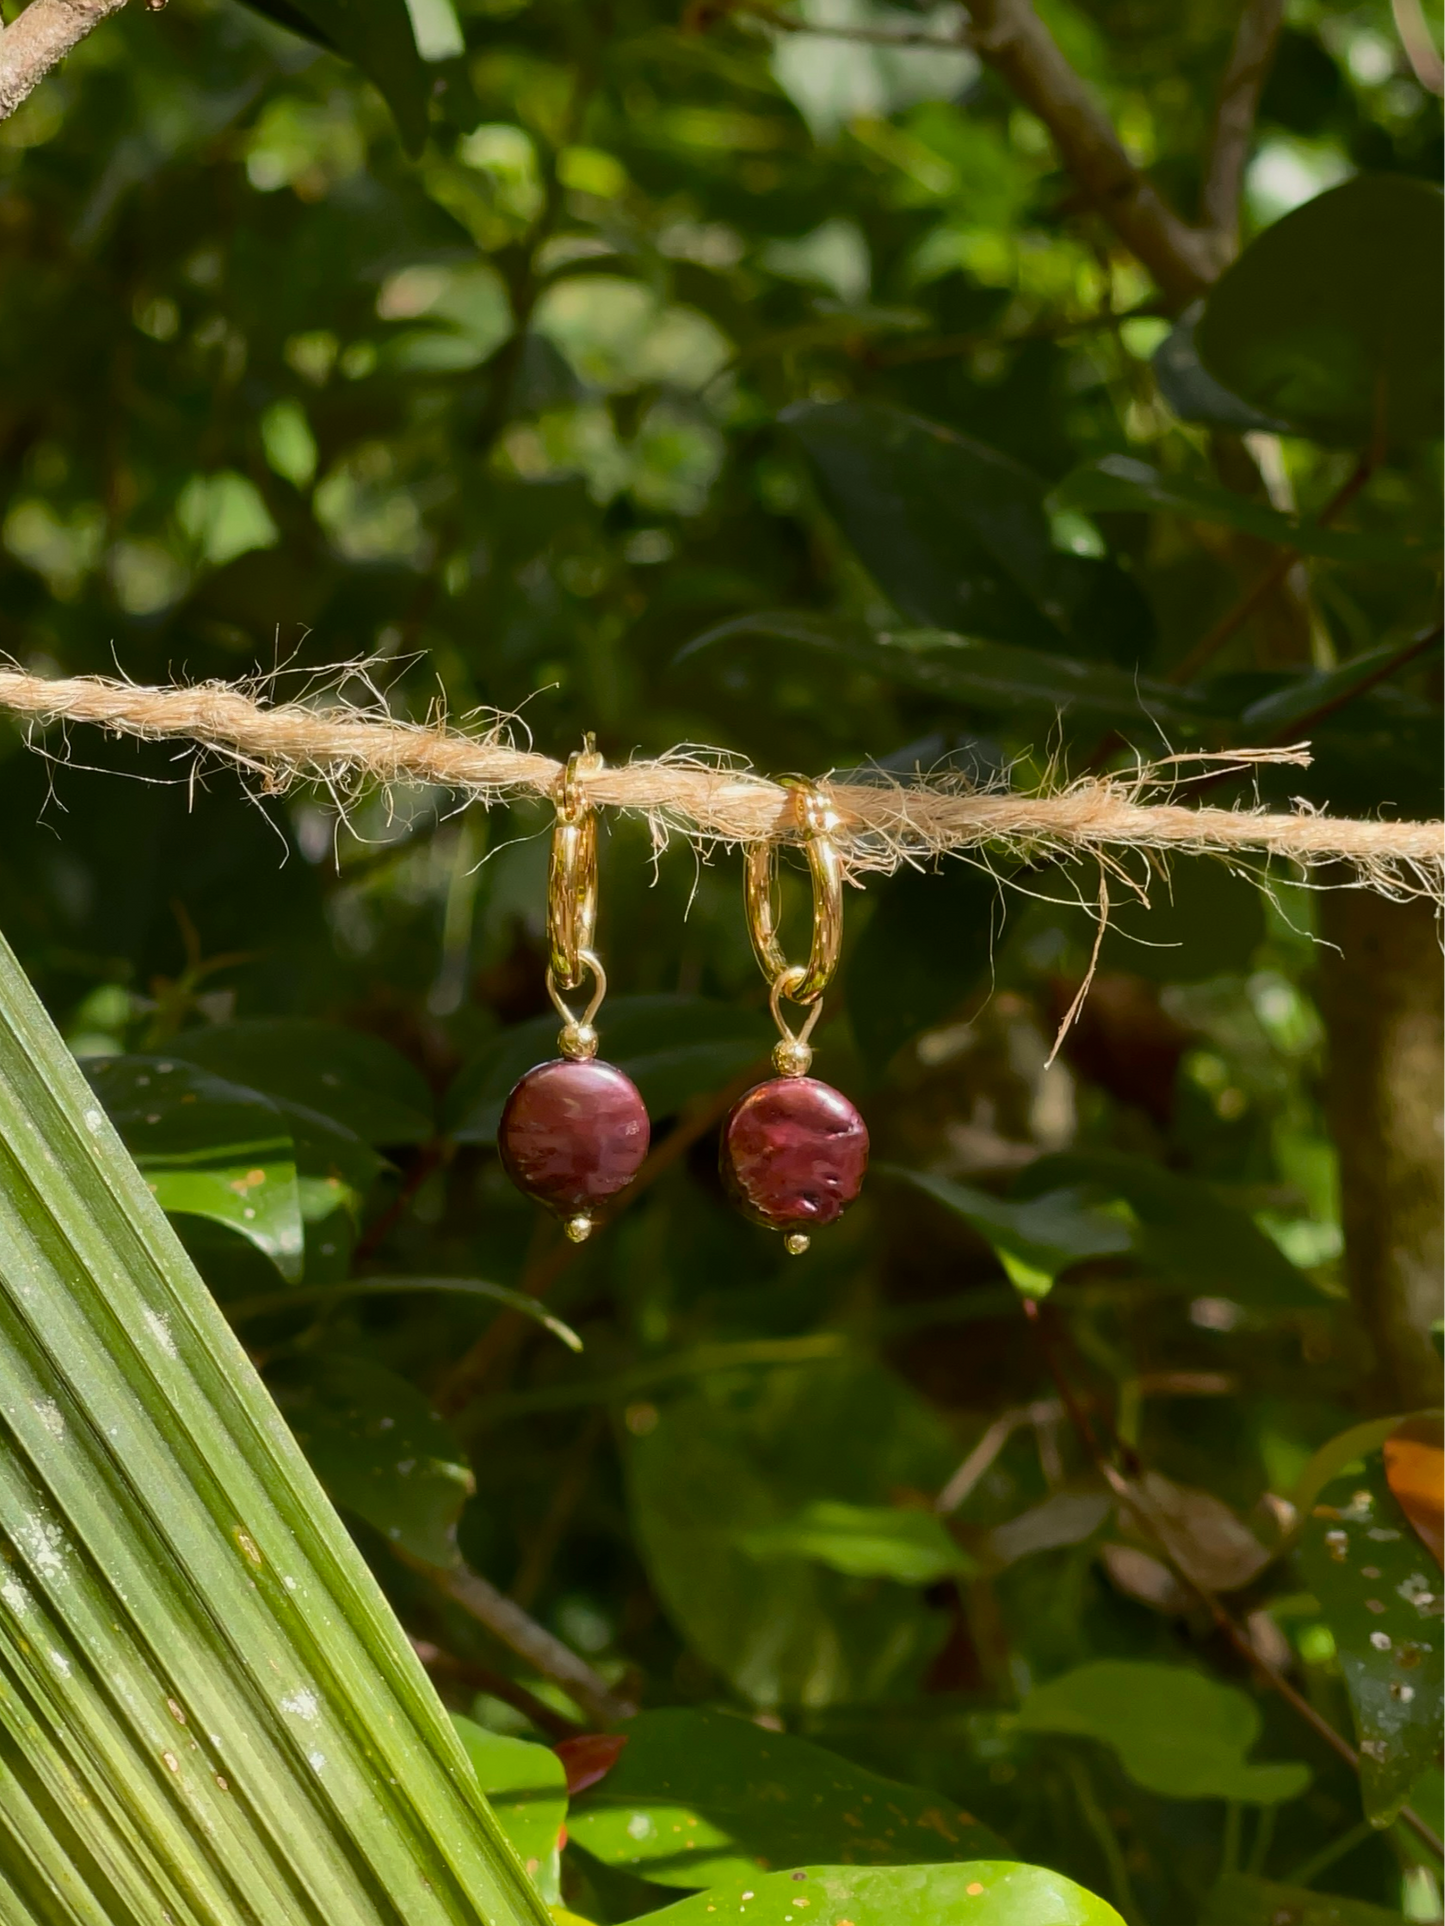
<box><xmin>720</xmin><ymin>1074</ymin><xmax>869</xmax><ymax>1254</ymax></box>
<box><xmin>499</xmin><ymin>1057</ymin><xmax>650</xmax><ymax>1241</ymax></box>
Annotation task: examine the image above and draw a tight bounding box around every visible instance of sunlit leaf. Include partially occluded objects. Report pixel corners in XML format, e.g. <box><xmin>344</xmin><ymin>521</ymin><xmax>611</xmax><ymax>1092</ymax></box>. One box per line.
<box><xmin>565</xmin><ymin>1708</ymin><xmax>1005</xmax><ymax>1886</ymax></box>
<box><xmin>640</xmin><ymin>1861</ymin><xmax>1123</xmax><ymax>1924</ymax></box>
<box><xmin>738</xmin><ymin>1499</ymin><xmax>972</xmax><ymax>1583</ymax></box>
<box><xmin>1018</xmin><ymin>1661</ymin><xmax>1310</xmax><ymax>1803</ymax></box>
<box><xmin>452</xmin><ymin>1718</ymin><xmax>566</xmax><ymax>1904</ymax></box>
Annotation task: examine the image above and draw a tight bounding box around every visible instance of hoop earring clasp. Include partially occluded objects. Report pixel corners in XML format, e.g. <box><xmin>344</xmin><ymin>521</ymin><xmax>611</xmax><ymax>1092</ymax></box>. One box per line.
<box><xmin>744</xmin><ymin>779</ymin><xmax>843</xmax><ymax>1009</ymax></box>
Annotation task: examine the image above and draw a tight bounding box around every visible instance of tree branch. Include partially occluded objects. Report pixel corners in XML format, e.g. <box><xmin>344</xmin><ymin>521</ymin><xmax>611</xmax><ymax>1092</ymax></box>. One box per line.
<box><xmin>961</xmin><ymin>0</ymin><xmax>1217</xmax><ymax>305</ymax></box>
<box><xmin>0</xmin><ymin>0</ymin><xmax>127</xmax><ymax>121</ymax></box>
<box><xmin>1200</xmin><ymin>0</ymin><xmax>1286</xmax><ymax>253</ymax></box>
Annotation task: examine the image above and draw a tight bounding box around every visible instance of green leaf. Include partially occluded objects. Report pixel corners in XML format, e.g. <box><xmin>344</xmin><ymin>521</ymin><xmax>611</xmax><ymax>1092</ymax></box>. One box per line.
<box><xmin>1052</xmin><ymin>456</ymin><xmax>1422</xmax><ymax>565</ymax></box>
<box><xmin>235</xmin><ymin>0</ymin><xmax>432</xmax><ymax>155</ymax></box>
<box><xmin>566</xmin><ymin>1708</ymin><xmax>1005</xmax><ymax>1886</ymax></box>
<box><xmin>1017</xmin><ymin>1661</ymin><xmax>1311</xmax><ymax>1804</ymax></box>
<box><xmin>622</xmin><ymin>1360</ymin><xmax>961</xmax><ymax>1708</ymax></box>
<box><xmin>678</xmin><ymin>612</ymin><xmax>1209</xmax><ymax>730</ymax></box>
<box><xmin>845</xmin><ymin>862</ymin><xmax>998</xmax><ymax>1071</ymax></box>
<box><xmin>638</xmin><ymin>1862</ymin><xmax>1124</xmax><ymax>1925</ymax></box>
<box><xmin>1292</xmin><ymin>1416</ymin><xmax>1413</xmax><ymax>1521</ymax></box>
<box><xmin>738</xmin><ymin>1500</ymin><xmax>973</xmax><ymax>1583</ymax></box>
<box><xmin>1196</xmin><ymin>175</ymin><xmax>1445</xmax><ymax>449</ymax></box>
<box><xmin>272</xmin><ymin>1354</ymin><xmax>475</xmax><ymax>1568</ymax></box>
<box><xmin>446</xmin><ymin>996</ymin><xmax>769</xmax><ymax>1144</ymax></box>
<box><xmin>1298</xmin><ymin>1452</ymin><xmax>1443</xmax><ymax>1824</ymax></box>
<box><xmin>171</xmin><ymin>1020</ymin><xmax>435</xmax><ymax>1147</ymax></box>
<box><xmin>1152</xmin><ymin>308</ymin><xmax>1292</xmax><ymax>434</ymax></box>
<box><xmin>1240</xmin><ymin>634</ymin><xmax>1444</xmax><ymax>739</ymax></box>
<box><xmin>1092</xmin><ymin>854</ymin><xmax>1265</xmax><ymax>985</ymax></box>
<box><xmin>1200</xmin><ymin>1874</ymin><xmax>1406</xmax><ymax>1926</ymax></box>
<box><xmin>451</xmin><ymin>1718</ymin><xmax>566</xmax><ymax>1905</ymax></box>
<box><xmin>1014</xmin><ymin>1151</ymin><xmax>1325</xmax><ymax>1307</ymax></box>
<box><xmin>782</xmin><ymin>400</ymin><xmax>1150</xmax><ymax>659</ymax></box>
<box><xmin>0</xmin><ymin>928</ymin><xmax>547</xmax><ymax>1921</ymax></box>
<box><xmin>86</xmin><ymin>1055</ymin><xmax>305</xmax><ymax>1283</ymax></box>
<box><xmin>229</xmin><ymin>1276</ymin><xmax>583</xmax><ymax>1352</ymax></box>
<box><xmin>886</xmin><ymin>1168</ymin><xmax>1133</xmax><ymax>1298</ymax></box>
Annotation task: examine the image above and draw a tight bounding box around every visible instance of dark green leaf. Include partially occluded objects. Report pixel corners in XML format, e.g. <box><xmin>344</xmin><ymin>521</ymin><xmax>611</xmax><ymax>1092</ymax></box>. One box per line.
<box><xmin>1200</xmin><ymin>1874</ymin><xmax>1406</xmax><ymax>1926</ymax></box>
<box><xmin>845</xmin><ymin>862</ymin><xmax>998</xmax><ymax>1071</ymax></box>
<box><xmin>1093</xmin><ymin>854</ymin><xmax>1265</xmax><ymax>985</ymax></box>
<box><xmin>229</xmin><ymin>1276</ymin><xmax>583</xmax><ymax>1350</ymax></box>
<box><xmin>639</xmin><ymin>1862</ymin><xmax>1123</xmax><ymax>1925</ymax></box>
<box><xmin>566</xmin><ymin>1708</ymin><xmax>1005</xmax><ymax>1885</ymax></box>
<box><xmin>451</xmin><ymin>1718</ymin><xmax>565</xmax><ymax>1904</ymax></box>
<box><xmin>273</xmin><ymin>1354</ymin><xmax>474</xmax><ymax>1567</ymax></box>
<box><xmin>172</xmin><ymin>1020</ymin><xmax>435</xmax><ymax>1147</ymax></box>
<box><xmin>886</xmin><ymin>1168</ymin><xmax>1132</xmax><ymax>1297</ymax></box>
<box><xmin>1018</xmin><ymin>1661</ymin><xmax>1311</xmax><ymax>1803</ymax></box>
<box><xmin>85</xmin><ymin>1055</ymin><xmax>304</xmax><ymax>1283</ymax></box>
<box><xmin>1052</xmin><ymin>456</ymin><xmax>1423</xmax><ymax>565</ymax></box>
<box><xmin>678</xmin><ymin>612</ymin><xmax>1209</xmax><ymax>730</ymax></box>
<box><xmin>1152</xmin><ymin>308</ymin><xmax>1292</xmax><ymax>433</ymax></box>
<box><xmin>623</xmin><ymin>1360</ymin><xmax>961</xmax><ymax>1708</ymax></box>
<box><xmin>783</xmin><ymin>400</ymin><xmax>1148</xmax><ymax>659</ymax></box>
<box><xmin>1196</xmin><ymin>175</ymin><xmax>1445</xmax><ymax>449</ymax></box>
<box><xmin>235</xmin><ymin>0</ymin><xmax>432</xmax><ymax>154</ymax></box>
<box><xmin>1298</xmin><ymin>1452</ymin><xmax>1443</xmax><ymax>1824</ymax></box>
<box><xmin>1240</xmin><ymin>634</ymin><xmax>1444</xmax><ymax>738</ymax></box>
<box><xmin>738</xmin><ymin>1500</ymin><xmax>973</xmax><ymax>1583</ymax></box>
<box><xmin>1015</xmin><ymin>1151</ymin><xmax>1325</xmax><ymax>1307</ymax></box>
<box><xmin>446</xmin><ymin>996</ymin><xmax>769</xmax><ymax>1144</ymax></box>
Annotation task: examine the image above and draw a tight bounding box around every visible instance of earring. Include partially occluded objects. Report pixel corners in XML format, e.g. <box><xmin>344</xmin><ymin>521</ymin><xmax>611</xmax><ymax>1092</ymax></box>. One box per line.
<box><xmin>720</xmin><ymin>780</ymin><xmax>868</xmax><ymax>1255</ymax></box>
<box><xmin>497</xmin><ymin>740</ymin><xmax>650</xmax><ymax>1243</ymax></box>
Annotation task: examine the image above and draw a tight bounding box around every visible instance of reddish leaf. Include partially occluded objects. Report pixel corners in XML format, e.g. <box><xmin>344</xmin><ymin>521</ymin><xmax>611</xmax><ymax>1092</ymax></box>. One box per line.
<box><xmin>555</xmin><ymin>1732</ymin><xmax>628</xmax><ymax>1797</ymax></box>
<box><xmin>1384</xmin><ymin>1417</ymin><xmax>1444</xmax><ymax>1569</ymax></box>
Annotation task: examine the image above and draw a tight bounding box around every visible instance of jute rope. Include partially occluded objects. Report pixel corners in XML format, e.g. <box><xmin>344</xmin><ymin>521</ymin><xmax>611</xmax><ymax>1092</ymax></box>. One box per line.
<box><xmin>0</xmin><ymin>668</ymin><xmax>1440</xmax><ymax>901</ymax></box>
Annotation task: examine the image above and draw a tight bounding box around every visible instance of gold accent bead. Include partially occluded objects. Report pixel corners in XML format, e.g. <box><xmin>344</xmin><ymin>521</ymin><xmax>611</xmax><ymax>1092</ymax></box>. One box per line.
<box><xmin>784</xmin><ymin>1231</ymin><xmax>811</xmax><ymax>1256</ymax></box>
<box><xmin>565</xmin><ymin>1214</ymin><xmax>594</xmax><ymax>1243</ymax></box>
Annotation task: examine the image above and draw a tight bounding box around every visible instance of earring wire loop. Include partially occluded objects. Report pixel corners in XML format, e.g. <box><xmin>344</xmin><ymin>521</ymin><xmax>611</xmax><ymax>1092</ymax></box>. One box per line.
<box><xmin>744</xmin><ymin>779</ymin><xmax>843</xmax><ymax>1007</ymax></box>
<box><xmin>548</xmin><ymin>739</ymin><xmax>602</xmax><ymax>992</ymax></box>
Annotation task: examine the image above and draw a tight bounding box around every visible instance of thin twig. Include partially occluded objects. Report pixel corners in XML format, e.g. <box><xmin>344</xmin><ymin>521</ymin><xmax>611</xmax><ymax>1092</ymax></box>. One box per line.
<box><xmin>1200</xmin><ymin>0</ymin><xmax>1286</xmax><ymax>254</ymax></box>
<box><xmin>960</xmin><ymin>0</ymin><xmax>1217</xmax><ymax>304</ymax></box>
<box><xmin>409</xmin><ymin>1637</ymin><xmax>584</xmax><ymax>1740</ymax></box>
<box><xmin>1169</xmin><ymin>451</ymin><xmax>1379</xmax><ymax>684</ymax></box>
<box><xmin>0</xmin><ymin>0</ymin><xmax>128</xmax><ymax>121</ymax></box>
<box><xmin>400</xmin><ymin>1551</ymin><xmax>636</xmax><ymax>1727</ymax></box>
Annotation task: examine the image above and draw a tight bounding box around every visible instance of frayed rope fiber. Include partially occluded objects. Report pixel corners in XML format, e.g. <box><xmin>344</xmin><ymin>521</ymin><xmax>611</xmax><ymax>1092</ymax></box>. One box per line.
<box><xmin>0</xmin><ymin>668</ymin><xmax>1440</xmax><ymax>901</ymax></box>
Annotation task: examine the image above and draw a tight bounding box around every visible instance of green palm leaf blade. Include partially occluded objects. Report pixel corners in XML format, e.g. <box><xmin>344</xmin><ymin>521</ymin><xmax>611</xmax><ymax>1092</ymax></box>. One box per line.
<box><xmin>0</xmin><ymin>927</ymin><xmax>549</xmax><ymax>1926</ymax></box>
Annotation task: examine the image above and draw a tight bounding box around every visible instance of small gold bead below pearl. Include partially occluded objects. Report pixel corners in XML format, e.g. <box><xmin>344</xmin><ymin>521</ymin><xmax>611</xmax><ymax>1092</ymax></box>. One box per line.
<box><xmin>565</xmin><ymin>1214</ymin><xmax>594</xmax><ymax>1243</ymax></box>
<box><xmin>784</xmin><ymin>1231</ymin><xmax>811</xmax><ymax>1256</ymax></box>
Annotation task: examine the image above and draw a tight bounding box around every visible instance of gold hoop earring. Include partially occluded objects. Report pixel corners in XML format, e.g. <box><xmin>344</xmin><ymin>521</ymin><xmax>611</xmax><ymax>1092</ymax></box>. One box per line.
<box><xmin>497</xmin><ymin>740</ymin><xmax>649</xmax><ymax>1244</ymax></box>
<box><xmin>720</xmin><ymin>781</ymin><xmax>868</xmax><ymax>1255</ymax></box>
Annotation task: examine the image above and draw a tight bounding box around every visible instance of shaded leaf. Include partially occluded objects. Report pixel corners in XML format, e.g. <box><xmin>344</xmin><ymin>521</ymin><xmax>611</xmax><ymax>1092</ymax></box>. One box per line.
<box><xmin>1018</xmin><ymin>1661</ymin><xmax>1310</xmax><ymax>1803</ymax></box>
<box><xmin>738</xmin><ymin>1500</ymin><xmax>972</xmax><ymax>1583</ymax></box>
<box><xmin>640</xmin><ymin>1861</ymin><xmax>1123</xmax><ymax>1924</ymax></box>
<box><xmin>236</xmin><ymin>0</ymin><xmax>432</xmax><ymax>154</ymax></box>
<box><xmin>566</xmin><ymin>1708</ymin><xmax>1005</xmax><ymax>1886</ymax></box>
<box><xmin>272</xmin><ymin>1354</ymin><xmax>474</xmax><ymax>1567</ymax></box>
<box><xmin>678</xmin><ymin>612</ymin><xmax>1208</xmax><ymax>730</ymax></box>
<box><xmin>452</xmin><ymin>1718</ymin><xmax>566</xmax><ymax>1904</ymax></box>
<box><xmin>1240</xmin><ymin>633</ymin><xmax>1444</xmax><ymax>738</ymax></box>
<box><xmin>229</xmin><ymin>1275</ymin><xmax>583</xmax><ymax>1352</ymax></box>
<box><xmin>1196</xmin><ymin>175</ymin><xmax>1445</xmax><ymax>449</ymax></box>
<box><xmin>1152</xmin><ymin>308</ymin><xmax>1291</xmax><ymax>433</ymax></box>
<box><xmin>1293</xmin><ymin>1416</ymin><xmax>1412</xmax><ymax>1520</ymax></box>
<box><xmin>1116</xmin><ymin>1472</ymin><xmax>1270</xmax><ymax>1593</ymax></box>
<box><xmin>1015</xmin><ymin>1150</ymin><xmax>1325</xmax><ymax>1307</ymax></box>
<box><xmin>171</xmin><ymin>1020</ymin><xmax>435</xmax><ymax>1147</ymax></box>
<box><xmin>888</xmin><ymin>1167</ymin><xmax>1133</xmax><ymax>1296</ymax></box>
<box><xmin>86</xmin><ymin>1055</ymin><xmax>304</xmax><ymax>1283</ymax></box>
<box><xmin>1052</xmin><ymin>456</ymin><xmax>1422</xmax><ymax>565</ymax></box>
<box><xmin>1298</xmin><ymin>1452</ymin><xmax>1443</xmax><ymax>1823</ymax></box>
<box><xmin>447</xmin><ymin>997</ymin><xmax>768</xmax><ymax>1144</ymax></box>
<box><xmin>783</xmin><ymin>399</ymin><xmax>1148</xmax><ymax>660</ymax></box>
<box><xmin>1200</xmin><ymin>1874</ymin><xmax>1406</xmax><ymax>1925</ymax></box>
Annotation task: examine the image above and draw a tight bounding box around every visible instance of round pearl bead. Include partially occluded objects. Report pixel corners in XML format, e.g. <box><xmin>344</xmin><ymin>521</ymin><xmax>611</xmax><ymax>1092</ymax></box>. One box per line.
<box><xmin>721</xmin><ymin>1075</ymin><xmax>869</xmax><ymax>1237</ymax></box>
<box><xmin>498</xmin><ymin>1058</ymin><xmax>650</xmax><ymax>1223</ymax></box>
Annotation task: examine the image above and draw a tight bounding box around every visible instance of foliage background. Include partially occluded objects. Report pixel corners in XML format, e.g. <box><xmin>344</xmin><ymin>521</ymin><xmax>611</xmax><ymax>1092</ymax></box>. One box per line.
<box><xmin>0</xmin><ymin>0</ymin><xmax>1440</xmax><ymax>1918</ymax></box>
